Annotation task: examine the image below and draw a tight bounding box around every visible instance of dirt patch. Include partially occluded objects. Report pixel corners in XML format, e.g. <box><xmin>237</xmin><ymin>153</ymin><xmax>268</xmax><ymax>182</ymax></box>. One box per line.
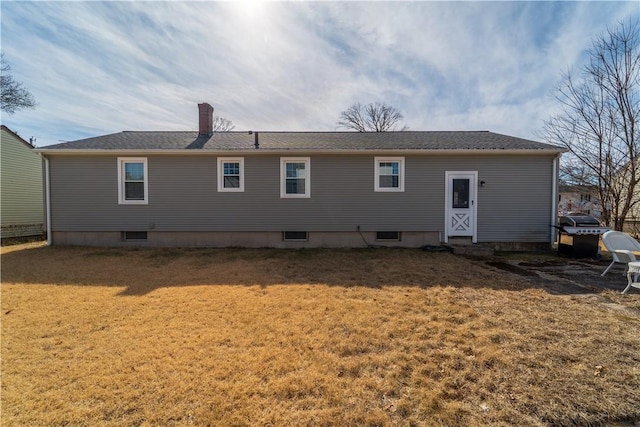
<box><xmin>483</xmin><ymin>255</ymin><xmax>631</xmax><ymax>293</ymax></box>
<box><xmin>480</xmin><ymin>255</ymin><xmax>640</xmax><ymax>317</ymax></box>
<box><xmin>518</xmin><ymin>260</ymin><xmax>567</xmax><ymax>268</ymax></box>
<box><xmin>485</xmin><ymin>261</ymin><xmax>538</xmax><ymax>277</ymax></box>
<box><xmin>518</xmin><ymin>259</ymin><xmax>625</xmax><ymax>291</ymax></box>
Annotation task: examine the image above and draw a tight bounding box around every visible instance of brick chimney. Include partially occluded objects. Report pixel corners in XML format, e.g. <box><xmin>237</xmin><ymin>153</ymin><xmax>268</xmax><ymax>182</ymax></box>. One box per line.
<box><xmin>198</xmin><ymin>103</ymin><xmax>214</xmax><ymax>137</ymax></box>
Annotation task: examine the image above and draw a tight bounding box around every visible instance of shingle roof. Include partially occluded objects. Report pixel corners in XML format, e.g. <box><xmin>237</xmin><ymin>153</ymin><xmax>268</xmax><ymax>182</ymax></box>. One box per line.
<box><xmin>43</xmin><ymin>130</ymin><xmax>564</xmax><ymax>152</ymax></box>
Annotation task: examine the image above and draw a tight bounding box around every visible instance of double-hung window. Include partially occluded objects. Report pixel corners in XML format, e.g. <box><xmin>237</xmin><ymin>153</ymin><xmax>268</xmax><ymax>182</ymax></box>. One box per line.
<box><xmin>280</xmin><ymin>157</ymin><xmax>310</xmax><ymax>198</ymax></box>
<box><xmin>374</xmin><ymin>157</ymin><xmax>405</xmax><ymax>192</ymax></box>
<box><xmin>217</xmin><ymin>157</ymin><xmax>244</xmax><ymax>192</ymax></box>
<box><xmin>118</xmin><ymin>157</ymin><xmax>148</xmax><ymax>204</ymax></box>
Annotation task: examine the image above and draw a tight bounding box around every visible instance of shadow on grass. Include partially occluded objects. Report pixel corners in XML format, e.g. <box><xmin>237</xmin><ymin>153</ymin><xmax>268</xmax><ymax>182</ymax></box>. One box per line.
<box><xmin>0</xmin><ymin>244</ymin><xmax>632</xmax><ymax>297</ymax></box>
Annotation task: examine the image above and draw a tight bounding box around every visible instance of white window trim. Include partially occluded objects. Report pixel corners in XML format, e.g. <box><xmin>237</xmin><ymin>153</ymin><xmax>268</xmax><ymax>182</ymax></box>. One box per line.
<box><xmin>117</xmin><ymin>157</ymin><xmax>148</xmax><ymax>205</ymax></box>
<box><xmin>217</xmin><ymin>157</ymin><xmax>245</xmax><ymax>192</ymax></box>
<box><xmin>374</xmin><ymin>157</ymin><xmax>405</xmax><ymax>192</ymax></box>
<box><xmin>280</xmin><ymin>157</ymin><xmax>311</xmax><ymax>198</ymax></box>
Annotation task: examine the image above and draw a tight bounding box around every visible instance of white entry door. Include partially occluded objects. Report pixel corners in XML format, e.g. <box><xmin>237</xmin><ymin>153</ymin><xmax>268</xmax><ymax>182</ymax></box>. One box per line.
<box><xmin>445</xmin><ymin>171</ymin><xmax>478</xmax><ymax>242</ymax></box>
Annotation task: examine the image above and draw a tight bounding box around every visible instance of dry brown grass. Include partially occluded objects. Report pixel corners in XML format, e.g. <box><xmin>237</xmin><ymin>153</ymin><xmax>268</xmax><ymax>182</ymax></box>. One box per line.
<box><xmin>1</xmin><ymin>243</ymin><xmax>639</xmax><ymax>426</ymax></box>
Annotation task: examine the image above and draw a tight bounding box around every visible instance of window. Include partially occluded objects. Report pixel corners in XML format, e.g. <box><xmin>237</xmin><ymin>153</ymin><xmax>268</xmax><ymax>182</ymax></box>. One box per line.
<box><xmin>376</xmin><ymin>231</ymin><xmax>401</xmax><ymax>241</ymax></box>
<box><xmin>118</xmin><ymin>158</ymin><xmax>148</xmax><ymax>204</ymax></box>
<box><xmin>281</xmin><ymin>157</ymin><xmax>310</xmax><ymax>198</ymax></box>
<box><xmin>217</xmin><ymin>157</ymin><xmax>244</xmax><ymax>192</ymax></box>
<box><xmin>283</xmin><ymin>231</ymin><xmax>308</xmax><ymax>241</ymax></box>
<box><xmin>374</xmin><ymin>157</ymin><xmax>404</xmax><ymax>192</ymax></box>
<box><xmin>452</xmin><ymin>178</ymin><xmax>470</xmax><ymax>208</ymax></box>
<box><xmin>122</xmin><ymin>231</ymin><xmax>148</xmax><ymax>241</ymax></box>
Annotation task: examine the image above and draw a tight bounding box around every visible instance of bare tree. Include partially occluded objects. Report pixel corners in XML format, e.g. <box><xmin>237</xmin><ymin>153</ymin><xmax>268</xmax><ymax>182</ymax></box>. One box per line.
<box><xmin>338</xmin><ymin>102</ymin><xmax>407</xmax><ymax>132</ymax></box>
<box><xmin>1</xmin><ymin>53</ymin><xmax>36</xmax><ymax>114</ymax></box>
<box><xmin>542</xmin><ymin>20</ymin><xmax>640</xmax><ymax>230</ymax></box>
<box><xmin>559</xmin><ymin>157</ymin><xmax>595</xmax><ymax>187</ymax></box>
<box><xmin>212</xmin><ymin>115</ymin><xmax>235</xmax><ymax>132</ymax></box>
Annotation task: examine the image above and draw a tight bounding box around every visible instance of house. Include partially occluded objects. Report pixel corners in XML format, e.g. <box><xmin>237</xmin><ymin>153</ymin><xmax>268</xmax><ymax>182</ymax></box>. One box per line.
<box><xmin>624</xmin><ymin>186</ymin><xmax>640</xmax><ymax>236</ymax></box>
<box><xmin>614</xmin><ymin>158</ymin><xmax>640</xmax><ymax>236</ymax></box>
<box><xmin>1</xmin><ymin>125</ymin><xmax>44</xmax><ymax>238</ymax></box>
<box><xmin>37</xmin><ymin>103</ymin><xmax>566</xmax><ymax>249</ymax></box>
<box><xmin>558</xmin><ymin>184</ymin><xmax>602</xmax><ymax>219</ymax></box>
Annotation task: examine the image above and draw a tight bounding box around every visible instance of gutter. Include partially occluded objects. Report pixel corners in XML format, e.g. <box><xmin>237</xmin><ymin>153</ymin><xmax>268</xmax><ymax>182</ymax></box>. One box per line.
<box><xmin>34</xmin><ymin>148</ymin><xmax>568</xmax><ymax>156</ymax></box>
<box><xmin>43</xmin><ymin>154</ymin><xmax>52</xmax><ymax>246</ymax></box>
<box><xmin>550</xmin><ymin>153</ymin><xmax>561</xmax><ymax>248</ymax></box>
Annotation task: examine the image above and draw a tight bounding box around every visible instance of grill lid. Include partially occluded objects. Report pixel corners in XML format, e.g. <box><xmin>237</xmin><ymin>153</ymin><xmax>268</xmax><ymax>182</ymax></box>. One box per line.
<box><xmin>559</xmin><ymin>215</ymin><xmax>601</xmax><ymax>227</ymax></box>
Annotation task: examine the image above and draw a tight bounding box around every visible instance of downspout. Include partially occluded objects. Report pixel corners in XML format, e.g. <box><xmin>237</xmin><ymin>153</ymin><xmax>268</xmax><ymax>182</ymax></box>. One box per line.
<box><xmin>550</xmin><ymin>153</ymin><xmax>560</xmax><ymax>249</ymax></box>
<box><xmin>44</xmin><ymin>155</ymin><xmax>52</xmax><ymax>246</ymax></box>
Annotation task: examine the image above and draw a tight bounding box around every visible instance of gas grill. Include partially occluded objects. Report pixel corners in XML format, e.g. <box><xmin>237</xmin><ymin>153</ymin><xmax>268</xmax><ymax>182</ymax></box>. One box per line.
<box><xmin>555</xmin><ymin>215</ymin><xmax>610</xmax><ymax>258</ymax></box>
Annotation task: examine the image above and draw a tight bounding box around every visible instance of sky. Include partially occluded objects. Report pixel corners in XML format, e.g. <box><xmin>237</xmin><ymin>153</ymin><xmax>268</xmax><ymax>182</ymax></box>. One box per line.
<box><xmin>1</xmin><ymin>1</ymin><xmax>638</xmax><ymax>147</ymax></box>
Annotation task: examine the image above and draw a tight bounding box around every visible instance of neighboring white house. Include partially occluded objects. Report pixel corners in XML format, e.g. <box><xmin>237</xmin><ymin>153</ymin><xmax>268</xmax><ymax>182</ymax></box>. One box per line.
<box><xmin>625</xmin><ymin>192</ymin><xmax>640</xmax><ymax>236</ymax></box>
<box><xmin>1</xmin><ymin>125</ymin><xmax>44</xmax><ymax>238</ymax></box>
<box><xmin>614</xmin><ymin>159</ymin><xmax>640</xmax><ymax>236</ymax></box>
<box><xmin>558</xmin><ymin>184</ymin><xmax>602</xmax><ymax>219</ymax></box>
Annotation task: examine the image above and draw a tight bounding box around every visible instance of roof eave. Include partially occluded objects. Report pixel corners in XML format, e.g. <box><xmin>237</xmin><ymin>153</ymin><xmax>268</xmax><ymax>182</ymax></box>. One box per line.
<box><xmin>36</xmin><ymin>148</ymin><xmax>567</xmax><ymax>155</ymax></box>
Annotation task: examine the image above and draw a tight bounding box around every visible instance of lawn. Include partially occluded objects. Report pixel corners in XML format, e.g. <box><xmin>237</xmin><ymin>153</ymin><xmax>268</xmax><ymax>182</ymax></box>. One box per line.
<box><xmin>1</xmin><ymin>243</ymin><xmax>639</xmax><ymax>426</ymax></box>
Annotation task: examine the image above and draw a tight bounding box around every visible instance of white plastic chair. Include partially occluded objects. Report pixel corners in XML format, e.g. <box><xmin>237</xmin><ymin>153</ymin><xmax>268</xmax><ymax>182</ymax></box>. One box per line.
<box><xmin>600</xmin><ymin>230</ymin><xmax>640</xmax><ymax>276</ymax></box>
<box><xmin>623</xmin><ymin>262</ymin><xmax>640</xmax><ymax>294</ymax></box>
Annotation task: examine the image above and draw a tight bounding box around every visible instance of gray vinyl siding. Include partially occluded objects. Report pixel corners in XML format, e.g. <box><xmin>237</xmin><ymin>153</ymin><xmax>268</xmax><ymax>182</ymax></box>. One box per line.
<box><xmin>48</xmin><ymin>153</ymin><xmax>554</xmax><ymax>242</ymax></box>
<box><xmin>475</xmin><ymin>157</ymin><xmax>553</xmax><ymax>242</ymax></box>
